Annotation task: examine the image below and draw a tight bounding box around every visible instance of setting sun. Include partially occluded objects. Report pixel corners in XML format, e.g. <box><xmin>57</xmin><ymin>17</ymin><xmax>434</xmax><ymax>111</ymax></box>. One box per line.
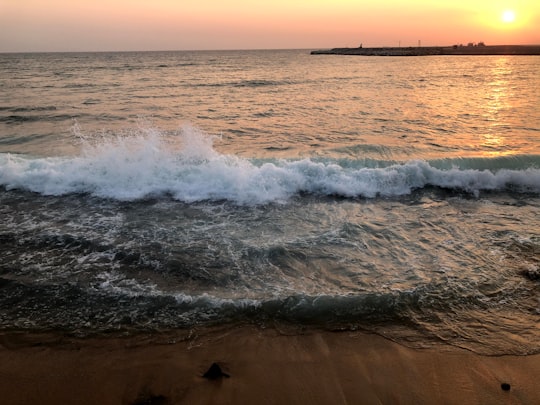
<box><xmin>502</xmin><ymin>9</ymin><xmax>516</xmax><ymax>23</ymax></box>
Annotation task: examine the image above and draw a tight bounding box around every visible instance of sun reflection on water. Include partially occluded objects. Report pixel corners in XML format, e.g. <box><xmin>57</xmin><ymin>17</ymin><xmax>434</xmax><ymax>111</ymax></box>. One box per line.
<box><xmin>480</xmin><ymin>57</ymin><xmax>515</xmax><ymax>157</ymax></box>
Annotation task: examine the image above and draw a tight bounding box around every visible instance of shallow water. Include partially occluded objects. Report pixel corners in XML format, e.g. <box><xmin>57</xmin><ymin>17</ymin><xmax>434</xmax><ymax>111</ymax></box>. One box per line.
<box><xmin>0</xmin><ymin>50</ymin><xmax>539</xmax><ymax>354</ymax></box>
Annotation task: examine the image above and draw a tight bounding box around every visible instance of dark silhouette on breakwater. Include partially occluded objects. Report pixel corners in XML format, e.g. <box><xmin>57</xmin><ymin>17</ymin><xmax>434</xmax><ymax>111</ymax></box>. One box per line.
<box><xmin>311</xmin><ymin>44</ymin><xmax>540</xmax><ymax>56</ymax></box>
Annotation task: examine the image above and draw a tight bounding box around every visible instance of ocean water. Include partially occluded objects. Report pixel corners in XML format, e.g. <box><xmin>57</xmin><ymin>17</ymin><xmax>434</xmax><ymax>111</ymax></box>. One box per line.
<box><xmin>0</xmin><ymin>50</ymin><xmax>539</xmax><ymax>355</ymax></box>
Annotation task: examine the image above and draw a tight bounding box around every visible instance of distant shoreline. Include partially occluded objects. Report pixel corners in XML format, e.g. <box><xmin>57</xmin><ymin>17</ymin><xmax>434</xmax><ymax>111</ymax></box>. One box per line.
<box><xmin>311</xmin><ymin>44</ymin><xmax>540</xmax><ymax>56</ymax></box>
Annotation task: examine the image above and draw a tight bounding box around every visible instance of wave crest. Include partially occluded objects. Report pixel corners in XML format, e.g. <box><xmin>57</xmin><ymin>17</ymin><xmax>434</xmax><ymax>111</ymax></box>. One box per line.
<box><xmin>1</xmin><ymin>125</ymin><xmax>539</xmax><ymax>203</ymax></box>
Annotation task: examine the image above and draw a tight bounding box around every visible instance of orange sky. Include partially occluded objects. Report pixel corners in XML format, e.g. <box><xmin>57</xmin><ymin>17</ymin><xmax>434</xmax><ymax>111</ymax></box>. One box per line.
<box><xmin>1</xmin><ymin>0</ymin><xmax>539</xmax><ymax>52</ymax></box>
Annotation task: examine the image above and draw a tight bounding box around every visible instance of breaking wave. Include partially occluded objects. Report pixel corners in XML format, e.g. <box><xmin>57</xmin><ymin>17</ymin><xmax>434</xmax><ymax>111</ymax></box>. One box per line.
<box><xmin>1</xmin><ymin>125</ymin><xmax>539</xmax><ymax>204</ymax></box>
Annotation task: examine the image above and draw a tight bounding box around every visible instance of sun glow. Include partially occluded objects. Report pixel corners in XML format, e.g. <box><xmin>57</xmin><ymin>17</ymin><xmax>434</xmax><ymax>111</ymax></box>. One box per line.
<box><xmin>501</xmin><ymin>9</ymin><xmax>516</xmax><ymax>23</ymax></box>
<box><xmin>1</xmin><ymin>0</ymin><xmax>539</xmax><ymax>51</ymax></box>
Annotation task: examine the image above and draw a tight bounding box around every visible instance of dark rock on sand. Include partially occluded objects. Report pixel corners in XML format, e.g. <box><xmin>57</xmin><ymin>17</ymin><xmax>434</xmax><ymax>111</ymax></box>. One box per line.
<box><xmin>203</xmin><ymin>362</ymin><xmax>230</xmax><ymax>380</ymax></box>
<box><xmin>519</xmin><ymin>267</ymin><xmax>540</xmax><ymax>281</ymax></box>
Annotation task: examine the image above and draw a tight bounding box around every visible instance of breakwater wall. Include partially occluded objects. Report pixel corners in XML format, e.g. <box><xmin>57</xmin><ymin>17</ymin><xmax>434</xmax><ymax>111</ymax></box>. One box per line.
<box><xmin>311</xmin><ymin>45</ymin><xmax>540</xmax><ymax>56</ymax></box>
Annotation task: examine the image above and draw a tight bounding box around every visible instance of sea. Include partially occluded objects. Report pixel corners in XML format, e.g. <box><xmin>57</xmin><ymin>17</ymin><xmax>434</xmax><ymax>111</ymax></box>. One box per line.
<box><xmin>0</xmin><ymin>49</ymin><xmax>539</xmax><ymax>355</ymax></box>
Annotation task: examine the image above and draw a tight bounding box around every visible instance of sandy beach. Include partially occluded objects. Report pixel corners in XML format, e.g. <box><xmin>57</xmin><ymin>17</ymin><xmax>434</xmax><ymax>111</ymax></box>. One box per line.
<box><xmin>1</xmin><ymin>326</ymin><xmax>538</xmax><ymax>405</ymax></box>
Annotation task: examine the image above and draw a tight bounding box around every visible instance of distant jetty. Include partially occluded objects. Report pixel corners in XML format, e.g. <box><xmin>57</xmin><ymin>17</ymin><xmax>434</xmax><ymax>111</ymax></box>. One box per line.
<box><xmin>311</xmin><ymin>44</ymin><xmax>540</xmax><ymax>56</ymax></box>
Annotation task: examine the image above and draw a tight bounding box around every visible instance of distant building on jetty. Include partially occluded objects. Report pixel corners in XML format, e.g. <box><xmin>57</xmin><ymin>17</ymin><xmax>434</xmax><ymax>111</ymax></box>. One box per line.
<box><xmin>311</xmin><ymin>44</ymin><xmax>540</xmax><ymax>56</ymax></box>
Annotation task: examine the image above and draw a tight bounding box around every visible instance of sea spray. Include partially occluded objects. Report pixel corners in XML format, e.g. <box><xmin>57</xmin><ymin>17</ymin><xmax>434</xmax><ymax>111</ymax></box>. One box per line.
<box><xmin>1</xmin><ymin>124</ymin><xmax>540</xmax><ymax>204</ymax></box>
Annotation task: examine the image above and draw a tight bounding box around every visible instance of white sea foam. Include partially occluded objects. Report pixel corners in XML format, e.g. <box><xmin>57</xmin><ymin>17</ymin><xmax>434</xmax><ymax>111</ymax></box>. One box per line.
<box><xmin>1</xmin><ymin>125</ymin><xmax>539</xmax><ymax>204</ymax></box>
<box><xmin>94</xmin><ymin>269</ymin><xmax>263</xmax><ymax>309</ymax></box>
<box><xmin>95</xmin><ymin>270</ymin><xmax>161</xmax><ymax>297</ymax></box>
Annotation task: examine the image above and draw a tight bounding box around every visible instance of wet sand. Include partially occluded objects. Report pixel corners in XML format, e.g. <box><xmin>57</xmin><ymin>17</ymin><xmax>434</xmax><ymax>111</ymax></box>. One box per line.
<box><xmin>1</xmin><ymin>326</ymin><xmax>539</xmax><ymax>405</ymax></box>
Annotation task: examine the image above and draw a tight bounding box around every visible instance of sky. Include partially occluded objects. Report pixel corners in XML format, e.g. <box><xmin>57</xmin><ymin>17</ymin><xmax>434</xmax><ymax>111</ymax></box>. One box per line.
<box><xmin>1</xmin><ymin>0</ymin><xmax>539</xmax><ymax>52</ymax></box>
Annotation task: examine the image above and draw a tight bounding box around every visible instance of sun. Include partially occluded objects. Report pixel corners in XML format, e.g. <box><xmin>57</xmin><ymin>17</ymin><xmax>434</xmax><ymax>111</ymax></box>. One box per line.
<box><xmin>501</xmin><ymin>10</ymin><xmax>516</xmax><ymax>23</ymax></box>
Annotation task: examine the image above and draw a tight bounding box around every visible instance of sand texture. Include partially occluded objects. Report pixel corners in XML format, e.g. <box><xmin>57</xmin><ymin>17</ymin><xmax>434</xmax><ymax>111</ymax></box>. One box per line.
<box><xmin>1</xmin><ymin>326</ymin><xmax>538</xmax><ymax>405</ymax></box>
